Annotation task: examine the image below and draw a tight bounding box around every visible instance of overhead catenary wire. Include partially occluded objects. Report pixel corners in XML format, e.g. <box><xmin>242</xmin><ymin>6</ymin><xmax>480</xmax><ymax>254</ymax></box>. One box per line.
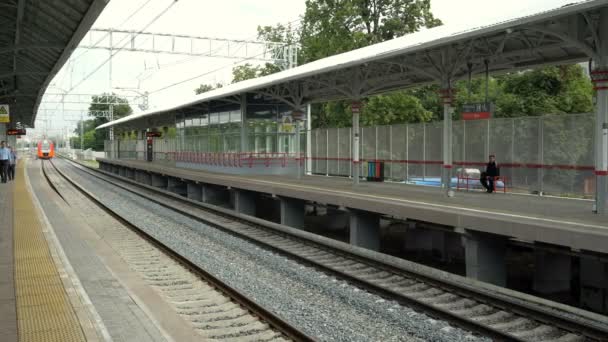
<box><xmin>38</xmin><ymin>0</ymin><xmax>168</xmax><ymax>120</ymax></box>
<box><xmin>66</xmin><ymin>0</ymin><xmax>180</xmax><ymax>94</ymax></box>
<box><xmin>136</xmin><ymin>17</ymin><xmax>303</xmax><ymax>84</ymax></box>
<box><xmin>70</xmin><ymin>0</ymin><xmax>156</xmax><ymax>63</ymax></box>
<box><xmin>50</xmin><ymin>0</ymin><xmax>156</xmax><ymax>100</ymax></box>
<box><xmin>148</xmin><ymin>17</ymin><xmax>303</xmax><ymax>95</ymax></box>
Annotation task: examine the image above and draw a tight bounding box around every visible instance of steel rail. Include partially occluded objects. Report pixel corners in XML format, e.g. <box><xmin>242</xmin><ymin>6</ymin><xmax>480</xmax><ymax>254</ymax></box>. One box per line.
<box><xmin>42</xmin><ymin>159</ymin><xmax>316</xmax><ymax>342</ymax></box>
<box><xmin>61</xmin><ymin>157</ymin><xmax>608</xmax><ymax>342</ymax></box>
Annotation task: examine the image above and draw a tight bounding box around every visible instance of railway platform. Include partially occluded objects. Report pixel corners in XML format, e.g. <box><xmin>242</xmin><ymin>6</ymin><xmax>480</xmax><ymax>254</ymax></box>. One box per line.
<box><xmin>0</xmin><ymin>160</ymin><xmax>202</xmax><ymax>342</ymax></box>
<box><xmin>97</xmin><ymin>158</ymin><xmax>608</xmax><ymax>253</ymax></box>
<box><xmin>96</xmin><ymin>157</ymin><xmax>608</xmax><ymax>307</ymax></box>
<box><xmin>0</xmin><ymin>162</ymin><xmax>95</xmax><ymax>342</ymax></box>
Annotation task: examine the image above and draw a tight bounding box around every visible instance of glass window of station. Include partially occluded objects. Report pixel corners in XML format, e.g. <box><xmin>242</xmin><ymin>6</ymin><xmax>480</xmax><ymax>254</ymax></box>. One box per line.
<box><xmin>176</xmin><ymin>102</ymin><xmax>241</xmax><ymax>154</ymax></box>
<box><xmin>175</xmin><ymin>95</ymin><xmax>305</xmax><ymax>155</ymax></box>
<box><xmin>246</xmin><ymin>93</ymin><xmax>302</xmax><ymax>154</ymax></box>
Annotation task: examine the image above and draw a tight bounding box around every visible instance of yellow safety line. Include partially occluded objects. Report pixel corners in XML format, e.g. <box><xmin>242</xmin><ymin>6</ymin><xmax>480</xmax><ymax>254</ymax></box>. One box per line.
<box><xmin>13</xmin><ymin>161</ymin><xmax>86</xmax><ymax>342</ymax></box>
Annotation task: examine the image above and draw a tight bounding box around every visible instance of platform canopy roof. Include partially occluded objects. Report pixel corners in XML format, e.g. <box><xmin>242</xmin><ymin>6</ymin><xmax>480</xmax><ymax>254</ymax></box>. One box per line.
<box><xmin>0</xmin><ymin>0</ymin><xmax>108</xmax><ymax>128</ymax></box>
<box><xmin>99</xmin><ymin>0</ymin><xmax>608</xmax><ymax>131</ymax></box>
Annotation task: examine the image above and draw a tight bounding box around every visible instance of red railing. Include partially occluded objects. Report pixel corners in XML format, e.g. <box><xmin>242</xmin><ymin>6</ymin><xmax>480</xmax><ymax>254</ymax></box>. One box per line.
<box><xmin>170</xmin><ymin>152</ymin><xmax>304</xmax><ymax>168</ymax></box>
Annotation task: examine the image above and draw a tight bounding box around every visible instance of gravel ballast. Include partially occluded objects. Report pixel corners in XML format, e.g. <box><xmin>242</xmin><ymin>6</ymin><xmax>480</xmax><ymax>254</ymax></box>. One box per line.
<box><xmin>59</xmin><ymin>160</ymin><xmax>486</xmax><ymax>342</ymax></box>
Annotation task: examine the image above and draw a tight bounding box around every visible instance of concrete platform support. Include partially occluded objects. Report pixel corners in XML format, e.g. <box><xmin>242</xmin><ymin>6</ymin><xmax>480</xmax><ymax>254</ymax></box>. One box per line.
<box><xmin>126</xmin><ymin>168</ymin><xmax>135</xmax><ymax>180</ymax></box>
<box><xmin>202</xmin><ymin>184</ymin><xmax>230</xmax><ymax>206</ymax></box>
<box><xmin>119</xmin><ymin>167</ymin><xmax>126</xmax><ymax>177</ymax></box>
<box><xmin>464</xmin><ymin>231</ymin><xmax>507</xmax><ymax>287</ymax></box>
<box><xmin>580</xmin><ymin>258</ymin><xmax>608</xmax><ymax>313</ymax></box>
<box><xmin>533</xmin><ymin>251</ymin><xmax>571</xmax><ymax>294</ymax></box>
<box><xmin>404</xmin><ymin>227</ymin><xmax>460</xmax><ymax>261</ymax></box>
<box><xmin>151</xmin><ymin>174</ymin><xmax>167</xmax><ymax>189</ymax></box>
<box><xmin>167</xmin><ymin>177</ymin><xmax>187</xmax><ymax>196</ymax></box>
<box><xmin>233</xmin><ymin>189</ymin><xmax>257</xmax><ymax>216</ymax></box>
<box><xmin>137</xmin><ymin>171</ymin><xmax>151</xmax><ymax>185</ymax></box>
<box><xmin>187</xmin><ymin>183</ymin><xmax>203</xmax><ymax>201</ymax></box>
<box><xmin>444</xmin><ymin>232</ymin><xmax>464</xmax><ymax>262</ymax></box>
<box><xmin>404</xmin><ymin>228</ymin><xmax>433</xmax><ymax>255</ymax></box>
<box><xmin>280</xmin><ymin>197</ymin><xmax>305</xmax><ymax>228</ymax></box>
<box><xmin>349</xmin><ymin>209</ymin><xmax>380</xmax><ymax>251</ymax></box>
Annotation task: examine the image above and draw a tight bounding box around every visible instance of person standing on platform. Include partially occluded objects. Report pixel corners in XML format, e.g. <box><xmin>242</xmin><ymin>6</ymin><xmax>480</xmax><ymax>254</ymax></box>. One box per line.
<box><xmin>0</xmin><ymin>141</ymin><xmax>9</xmax><ymax>183</ymax></box>
<box><xmin>480</xmin><ymin>154</ymin><xmax>499</xmax><ymax>193</ymax></box>
<box><xmin>8</xmin><ymin>146</ymin><xmax>16</xmax><ymax>181</ymax></box>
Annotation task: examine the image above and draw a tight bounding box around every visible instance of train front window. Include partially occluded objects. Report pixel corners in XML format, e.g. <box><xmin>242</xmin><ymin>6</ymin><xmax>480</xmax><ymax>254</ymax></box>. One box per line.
<box><xmin>42</xmin><ymin>142</ymin><xmax>50</xmax><ymax>150</ymax></box>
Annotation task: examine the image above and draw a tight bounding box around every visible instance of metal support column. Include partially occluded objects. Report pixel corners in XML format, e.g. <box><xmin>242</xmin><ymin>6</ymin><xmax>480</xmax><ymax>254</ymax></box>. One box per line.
<box><xmin>440</xmin><ymin>81</ymin><xmax>454</xmax><ymax>193</ymax></box>
<box><xmin>240</xmin><ymin>93</ymin><xmax>247</xmax><ymax>153</ymax></box>
<box><xmin>326</xmin><ymin>129</ymin><xmax>329</xmax><ymax>176</ymax></box>
<box><xmin>80</xmin><ymin>111</ymin><xmax>84</xmax><ymax>151</ymax></box>
<box><xmin>296</xmin><ymin>120</ymin><xmax>302</xmax><ymax>179</ymax></box>
<box><xmin>538</xmin><ymin>116</ymin><xmax>544</xmax><ymax>196</ymax></box>
<box><xmin>109</xmin><ymin>104</ymin><xmax>114</xmax><ymax>141</ymax></box>
<box><xmin>593</xmin><ymin>8</ymin><xmax>608</xmax><ymax>215</ymax></box>
<box><xmin>389</xmin><ymin>125</ymin><xmax>393</xmax><ymax>179</ymax></box>
<box><xmin>306</xmin><ymin>103</ymin><xmax>312</xmax><ymax>175</ymax></box>
<box><xmin>352</xmin><ymin>110</ymin><xmax>360</xmax><ymax>185</ymax></box>
<box><xmin>405</xmin><ymin>124</ymin><xmax>409</xmax><ymax>181</ymax></box>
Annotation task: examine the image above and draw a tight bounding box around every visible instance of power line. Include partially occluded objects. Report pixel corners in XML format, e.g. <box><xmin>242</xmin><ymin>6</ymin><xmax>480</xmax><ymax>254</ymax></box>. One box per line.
<box><xmin>149</xmin><ymin>50</ymin><xmax>271</xmax><ymax>94</ymax></box>
<box><xmin>66</xmin><ymin>0</ymin><xmax>179</xmax><ymax>94</ymax></box>
<box><xmin>148</xmin><ymin>17</ymin><xmax>303</xmax><ymax>95</ymax></box>
<box><xmin>70</xmin><ymin>0</ymin><xmax>156</xmax><ymax>63</ymax></box>
<box><xmin>136</xmin><ymin>18</ymin><xmax>303</xmax><ymax>84</ymax></box>
<box><xmin>41</xmin><ymin>0</ymin><xmax>158</xmax><ymax>116</ymax></box>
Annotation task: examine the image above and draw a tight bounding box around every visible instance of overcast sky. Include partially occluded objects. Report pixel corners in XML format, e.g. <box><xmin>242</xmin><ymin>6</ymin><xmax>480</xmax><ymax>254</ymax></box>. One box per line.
<box><xmin>34</xmin><ymin>0</ymin><xmax>581</xmax><ymax>138</ymax></box>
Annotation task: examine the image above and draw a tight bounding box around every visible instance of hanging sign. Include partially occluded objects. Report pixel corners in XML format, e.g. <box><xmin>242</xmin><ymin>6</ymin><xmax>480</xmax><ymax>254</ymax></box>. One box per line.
<box><xmin>7</xmin><ymin>128</ymin><xmax>26</xmax><ymax>136</ymax></box>
<box><xmin>278</xmin><ymin>114</ymin><xmax>295</xmax><ymax>133</ymax></box>
<box><xmin>146</xmin><ymin>132</ymin><xmax>162</xmax><ymax>138</ymax></box>
<box><xmin>462</xmin><ymin>102</ymin><xmax>493</xmax><ymax>120</ymax></box>
<box><xmin>0</xmin><ymin>104</ymin><xmax>9</xmax><ymax>123</ymax></box>
<box><xmin>291</xmin><ymin>110</ymin><xmax>305</xmax><ymax>121</ymax></box>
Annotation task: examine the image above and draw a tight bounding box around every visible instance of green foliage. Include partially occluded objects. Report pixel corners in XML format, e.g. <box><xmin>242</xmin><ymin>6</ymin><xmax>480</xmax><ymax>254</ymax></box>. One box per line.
<box><xmin>451</xmin><ymin>65</ymin><xmax>593</xmax><ymax>119</ymax></box>
<box><xmin>198</xmin><ymin>1</ymin><xmax>594</xmax><ymax>134</ymax></box>
<box><xmin>194</xmin><ymin>83</ymin><xmax>223</xmax><ymax>95</ymax></box>
<box><xmin>232</xmin><ymin>64</ymin><xmax>264</xmax><ymax>83</ymax></box>
<box><xmin>300</xmin><ymin>0</ymin><xmax>441</xmax><ymax>62</ymax></box>
<box><xmin>257</xmin><ymin>22</ymin><xmax>299</xmax><ymax>45</ymax></box>
<box><xmin>301</xmin><ymin>0</ymin><xmax>441</xmax><ymax>128</ymax></box>
<box><xmin>73</xmin><ymin>93</ymin><xmax>133</xmax><ymax>151</ymax></box>
<box><xmin>362</xmin><ymin>91</ymin><xmax>433</xmax><ymax>125</ymax></box>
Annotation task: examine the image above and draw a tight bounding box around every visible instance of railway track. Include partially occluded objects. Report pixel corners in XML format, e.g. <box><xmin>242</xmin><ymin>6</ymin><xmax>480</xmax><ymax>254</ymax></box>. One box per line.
<box><xmin>56</xmin><ymin>157</ymin><xmax>608</xmax><ymax>342</ymax></box>
<box><xmin>41</xmin><ymin>159</ymin><xmax>315</xmax><ymax>342</ymax></box>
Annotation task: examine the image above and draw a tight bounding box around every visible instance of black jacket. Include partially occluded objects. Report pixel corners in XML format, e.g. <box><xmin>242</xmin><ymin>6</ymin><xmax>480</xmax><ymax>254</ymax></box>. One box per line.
<box><xmin>486</xmin><ymin>162</ymin><xmax>499</xmax><ymax>177</ymax></box>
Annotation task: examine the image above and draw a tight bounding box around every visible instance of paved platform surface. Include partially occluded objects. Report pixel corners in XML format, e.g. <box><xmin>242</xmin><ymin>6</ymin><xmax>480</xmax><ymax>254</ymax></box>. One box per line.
<box><xmin>11</xmin><ymin>162</ymin><xmax>87</xmax><ymax>342</ymax></box>
<box><xmin>26</xmin><ymin>160</ymin><xmax>176</xmax><ymax>342</ymax></box>
<box><xmin>0</xmin><ymin>178</ymin><xmax>17</xmax><ymax>342</ymax></box>
<box><xmin>0</xmin><ymin>159</ymin><xmax>199</xmax><ymax>342</ymax></box>
<box><xmin>99</xmin><ymin>158</ymin><xmax>608</xmax><ymax>254</ymax></box>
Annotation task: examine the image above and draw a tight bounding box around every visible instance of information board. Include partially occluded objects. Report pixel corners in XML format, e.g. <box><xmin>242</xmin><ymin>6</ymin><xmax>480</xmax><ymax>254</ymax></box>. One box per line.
<box><xmin>7</xmin><ymin>129</ymin><xmax>26</xmax><ymax>135</ymax></box>
<box><xmin>462</xmin><ymin>102</ymin><xmax>493</xmax><ymax>120</ymax></box>
<box><xmin>0</xmin><ymin>104</ymin><xmax>9</xmax><ymax>123</ymax></box>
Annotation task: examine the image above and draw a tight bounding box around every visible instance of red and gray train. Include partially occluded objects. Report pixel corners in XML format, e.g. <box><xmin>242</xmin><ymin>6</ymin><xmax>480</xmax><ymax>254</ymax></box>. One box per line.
<box><xmin>37</xmin><ymin>139</ymin><xmax>55</xmax><ymax>159</ymax></box>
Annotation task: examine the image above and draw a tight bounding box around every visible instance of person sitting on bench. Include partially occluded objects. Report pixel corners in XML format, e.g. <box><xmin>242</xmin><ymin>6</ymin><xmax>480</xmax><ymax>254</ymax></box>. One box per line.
<box><xmin>480</xmin><ymin>154</ymin><xmax>499</xmax><ymax>193</ymax></box>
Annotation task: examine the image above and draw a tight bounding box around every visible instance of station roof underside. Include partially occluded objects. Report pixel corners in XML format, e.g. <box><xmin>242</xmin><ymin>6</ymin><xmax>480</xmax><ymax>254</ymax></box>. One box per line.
<box><xmin>0</xmin><ymin>0</ymin><xmax>108</xmax><ymax>128</ymax></box>
<box><xmin>99</xmin><ymin>0</ymin><xmax>608</xmax><ymax>131</ymax></box>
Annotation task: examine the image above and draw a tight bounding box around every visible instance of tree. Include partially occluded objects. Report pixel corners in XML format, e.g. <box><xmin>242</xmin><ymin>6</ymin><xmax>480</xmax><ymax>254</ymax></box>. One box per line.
<box><xmin>73</xmin><ymin>93</ymin><xmax>133</xmax><ymax>151</ymax></box>
<box><xmin>232</xmin><ymin>64</ymin><xmax>263</xmax><ymax>83</ymax></box>
<box><xmin>230</xmin><ymin>23</ymin><xmax>300</xmax><ymax>83</ymax></box>
<box><xmin>301</xmin><ymin>0</ymin><xmax>442</xmax><ymax>128</ymax></box>
<box><xmin>362</xmin><ymin>91</ymin><xmax>433</xmax><ymax>125</ymax></box>
<box><xmin>194</xmin><ymin>83</ymin><xmax>223</xmax><ymax>95</ymax></box>
<box><xmin>300</xmin><ymin>0</ymin><xmax>441</xmax><ymax>62</ymax></box>
<box><xmin>495</xmin><ymin>65</ymin><xmax>593</xmax><ymax>117</ymax></box>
